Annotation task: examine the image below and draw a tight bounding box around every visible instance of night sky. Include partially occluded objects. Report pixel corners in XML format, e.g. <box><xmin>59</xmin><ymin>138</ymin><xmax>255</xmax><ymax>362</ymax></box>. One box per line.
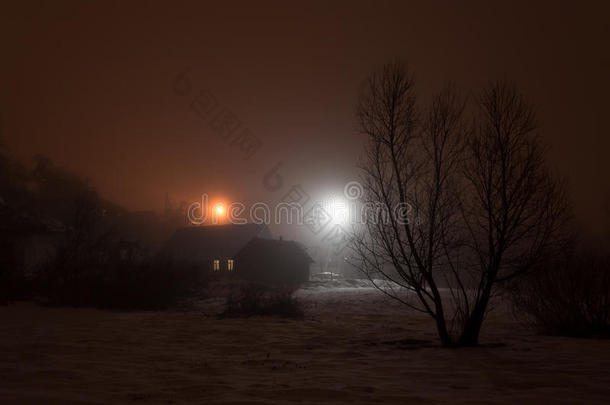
<box><xmin>2</xmin><ymin>0</ymin><xmax>609</xmax><ymax>236</ymax></box>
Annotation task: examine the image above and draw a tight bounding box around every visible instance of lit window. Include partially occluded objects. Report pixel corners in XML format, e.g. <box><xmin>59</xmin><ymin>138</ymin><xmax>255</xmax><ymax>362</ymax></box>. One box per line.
<box><xmin>213</xmin><ymin>259</ymin><xmax>220</xmax><ymax>271</ymax></box>
<box><xmin>227</xmin><ymin>259</ymin><xmax>234</xmax><ymax>271</ymax></box>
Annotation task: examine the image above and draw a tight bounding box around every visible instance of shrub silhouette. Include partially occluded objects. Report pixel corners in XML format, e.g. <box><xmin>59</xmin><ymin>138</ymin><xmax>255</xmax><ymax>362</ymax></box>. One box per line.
<box><xmin>221</xmin><ymin>282</ymin><xmax>303</xmax><ymax>319</ymax></box>
<box><xmin>510</xmin><ymin>244</ymin><xmax>610</xmax><ymax>337</ymax></box>
<box><xmin>36</xmin><ymin>250</ymin><xmax>205</xmax><ymax>310</ymax></box>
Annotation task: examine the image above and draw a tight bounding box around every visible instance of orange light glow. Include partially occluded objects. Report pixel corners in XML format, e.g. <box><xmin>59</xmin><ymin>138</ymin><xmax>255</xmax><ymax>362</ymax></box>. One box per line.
<box><xmin>214</xmin><ymin>203</ymin><xmax>225</xmax><ymax>216</ymax></box>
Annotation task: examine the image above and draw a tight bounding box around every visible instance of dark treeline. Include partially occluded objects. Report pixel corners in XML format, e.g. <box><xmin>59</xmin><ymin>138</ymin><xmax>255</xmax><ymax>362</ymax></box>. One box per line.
<box><xmin>0</xmin><ymin>146</ymin><xmax>201</xmax><ymax>308</ymax></box>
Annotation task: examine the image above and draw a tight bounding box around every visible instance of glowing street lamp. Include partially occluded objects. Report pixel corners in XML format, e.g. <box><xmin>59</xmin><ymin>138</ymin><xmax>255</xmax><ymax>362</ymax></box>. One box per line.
<box><xmin>214</xmin><ymin>203</ymin><xmax>225</xmax><ymax>216</ymax></box>
<box><xmin>212</xmin><ymin>202</ymin><xmax>226</xmax><ymax>223</ymax></box>
<box><xmin>326</xmin><ymin>196</ymin><xmax>349</xmax><ymax>225</ymax></box>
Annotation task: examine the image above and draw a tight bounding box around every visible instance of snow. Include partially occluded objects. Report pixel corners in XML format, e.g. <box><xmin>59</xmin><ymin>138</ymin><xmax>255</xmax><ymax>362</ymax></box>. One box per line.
<box><xmin>1</xmin><ymin>284</ymin><xmax>609</xmax><ymax>404</ymax></box>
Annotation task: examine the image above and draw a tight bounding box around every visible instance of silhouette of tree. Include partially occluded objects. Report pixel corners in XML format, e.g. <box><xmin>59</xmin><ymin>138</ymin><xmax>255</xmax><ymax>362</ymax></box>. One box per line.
<box><xmin>349</xmin><ymin>62</ymin><xmax>569</xmax><ymax>346</ymax></box>
<box><xmin>457</xmin><ymin>81</ymin><xmax>570</xmax><ymax>345</ymax></box>
<box><xmin>350</xmin><ymin>61</ymin><xmax>468</xmax><ymax>346</ymax></box>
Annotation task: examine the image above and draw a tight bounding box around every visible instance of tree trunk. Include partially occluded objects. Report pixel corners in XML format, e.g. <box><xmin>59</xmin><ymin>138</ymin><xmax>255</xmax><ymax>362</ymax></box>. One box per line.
<box><xmin>435</xmin><ymin>316</ymin><xmax>454</xmax><ymax>347</ymax></box>
<box><xmin>457</xmin><ymin>290</ymin><xmax>492</xmax><ymax>346</ymax></box>
<box><xmin>457</xmin><ymin>312</ymin><xmax>484</xmax><ymax>346</ymax></box>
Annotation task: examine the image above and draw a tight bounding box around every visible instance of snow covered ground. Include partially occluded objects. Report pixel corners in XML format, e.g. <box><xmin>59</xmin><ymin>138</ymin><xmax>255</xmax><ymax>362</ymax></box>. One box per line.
<box><xmin>1</xmin><ymin>283</ymin><xmax>609</xmax><ymax>404</ymax></box>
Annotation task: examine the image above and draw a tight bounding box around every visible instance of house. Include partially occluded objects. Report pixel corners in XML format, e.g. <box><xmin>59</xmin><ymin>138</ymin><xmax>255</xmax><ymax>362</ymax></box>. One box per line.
<box><xmin>163</xmin><ymin>223</ymin><xmax>312</xmax><ymax>284</ymax></box>
<box><xmin>0</xmin><ymin>202</ymin><xmax>65</xmax><ymax>276</ymax></box>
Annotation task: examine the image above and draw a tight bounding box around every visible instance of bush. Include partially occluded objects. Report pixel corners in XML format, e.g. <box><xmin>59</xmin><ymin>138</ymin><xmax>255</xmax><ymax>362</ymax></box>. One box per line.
<box><xmin>35</xmin><ymin>253</ymin><xmax>206</xmax><ymax>310</ymax></box>
<box><xmin>509</xmin><ymin>244</ymin><xmax>610</xmax><ymax>337</ymax></box>
<box><xmin>221</xmin><ymin>282</ymin><xmax>303</xmax><ymax>319</ymax></box>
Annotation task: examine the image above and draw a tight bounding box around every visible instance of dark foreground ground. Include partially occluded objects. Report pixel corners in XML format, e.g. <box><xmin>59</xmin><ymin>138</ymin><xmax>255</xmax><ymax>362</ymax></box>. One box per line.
<box><xmin>1</xmin><ymin>285</ymin><xmax>609</xmax><ymax>404</ymax></box>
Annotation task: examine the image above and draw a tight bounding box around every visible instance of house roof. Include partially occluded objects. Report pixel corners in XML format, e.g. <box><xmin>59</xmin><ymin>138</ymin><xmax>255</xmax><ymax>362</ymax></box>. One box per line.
<box><xmin>163</xmin><ymin>223</ymin><xmax>272</xmax><ymax>261</ymax></box>
<box><xmin>236</xmin><ymin>237</ymin><xmax>314</xmax><ymax>263</ymax></box>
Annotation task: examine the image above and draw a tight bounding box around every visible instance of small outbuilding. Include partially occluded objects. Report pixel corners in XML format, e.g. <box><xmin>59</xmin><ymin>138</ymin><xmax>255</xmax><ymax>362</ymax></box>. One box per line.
<box><xmin>235</xmin><ymin>237</ymin><xmax>313</xmax><ymax>285</ymax></box>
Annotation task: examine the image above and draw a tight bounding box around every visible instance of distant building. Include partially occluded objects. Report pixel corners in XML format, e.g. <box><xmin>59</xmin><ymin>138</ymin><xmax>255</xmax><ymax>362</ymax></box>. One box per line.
<box><xmin>0</xmin><ymin>202</ymin><xmax>65</xmax><ymax>302</ymax></box>
<box><xmin>163</xmin><ymin>224</ymin><xmax>312</xmax><ymax>284</ymax></box>
<box><xmin>0</xmin><ymin>203</ymin><xmax>65</xmax><ymax>277</ymax></box>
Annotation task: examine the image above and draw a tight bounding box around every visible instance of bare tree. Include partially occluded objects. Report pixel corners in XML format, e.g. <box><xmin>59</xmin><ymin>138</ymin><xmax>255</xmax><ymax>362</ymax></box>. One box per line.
<box><xmin>458</xmin><ymin>81</ymin><xmax>570</xmax><ymax>345</ymax></box>
<box><xmin>349</xmin><ymin>62</ymin><xmax>568</xmax><ymax>346</ymax></box>
<box><xmin>349</xmin><ymin>61</ymin><xmax>468</xmax><ymax>346</ymax></box>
